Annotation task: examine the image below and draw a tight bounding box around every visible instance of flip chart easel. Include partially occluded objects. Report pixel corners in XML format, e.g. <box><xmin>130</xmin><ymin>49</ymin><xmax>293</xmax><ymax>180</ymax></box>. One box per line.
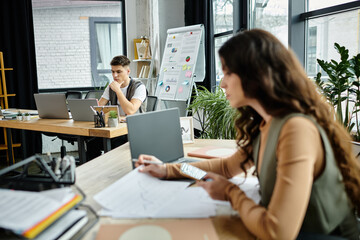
<box><xmin>155</xmin><ymin>24</ymin><xmax>205</xmax><ymax>116</ymax></box>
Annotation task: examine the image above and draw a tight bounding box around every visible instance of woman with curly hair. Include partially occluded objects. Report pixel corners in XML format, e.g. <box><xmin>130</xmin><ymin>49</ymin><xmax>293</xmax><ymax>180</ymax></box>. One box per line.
<box><xmin>135</xmin><ymin>29</ymin><xmax>360</xmax><ymax>239</ymax></box>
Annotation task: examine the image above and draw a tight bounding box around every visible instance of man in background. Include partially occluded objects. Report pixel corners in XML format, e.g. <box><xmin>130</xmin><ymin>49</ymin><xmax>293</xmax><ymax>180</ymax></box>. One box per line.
<box><xmin>88</xmin><ymin>55</ymin><xmax>147</xmax><ymax>160</ymax></box>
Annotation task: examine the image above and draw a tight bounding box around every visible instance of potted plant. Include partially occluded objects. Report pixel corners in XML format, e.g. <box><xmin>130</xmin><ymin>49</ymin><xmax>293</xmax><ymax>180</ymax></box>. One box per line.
<box><xmin>315</xmin><ymin>43</ymin><xmax>360</xmax><ymax>155</ymax></box>
<box><xmin>188</xmin><ymin>85</ymin><xmax>238</xmax><ymax>139</ymax></box>
<box><xmin>108</xmin><ymin>110</ymin><xmax>118</xmax><ymax>128</ymax></box>
<box><xmin>23</xmin><ymin>112</ymin><xmax>31</xmax><ymax>121</ymax></box>
<box><xmin>16</xmin><ymin>111</ymin><xmax>23</xmax><ymax>121</ymax></box>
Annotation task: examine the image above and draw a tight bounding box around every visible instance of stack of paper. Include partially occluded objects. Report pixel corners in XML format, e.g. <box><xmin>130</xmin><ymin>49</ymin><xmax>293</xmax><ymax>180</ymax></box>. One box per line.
<box><xmin>94</xmin><ymin>167</ymin><xmax>217</xmax><ymax>218</ymax></box>
<box><xmin>94</xmin><ymin>168</ymin><xmax>260</xmax><ymax>219</ymax></box>
<box><xmin>0</xmin><ymin>187</ymin><xmax>83</xmax><ymax>239</ymax></box>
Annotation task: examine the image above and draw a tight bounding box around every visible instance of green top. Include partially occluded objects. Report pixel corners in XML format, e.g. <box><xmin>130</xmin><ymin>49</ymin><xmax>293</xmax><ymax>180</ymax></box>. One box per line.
<box><xmin>252</xmin><ymin>113</ymin><xmax>358</xmax><ymax>238</ymax></box>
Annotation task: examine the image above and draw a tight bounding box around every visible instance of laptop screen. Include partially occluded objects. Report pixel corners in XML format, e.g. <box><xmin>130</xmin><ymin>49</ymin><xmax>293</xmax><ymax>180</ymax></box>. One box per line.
<box><xmin>34</xmin><ymin>93</ymin><xmax>70</xmax><ymax>119</ymax></box>
<box><xmin>68</xmin><ymin>99</ymin><xmax>98</xmax><ymax>121</ymax></box>
<box><xmin>126</xmin><ymin>108</ymin><xmax>184</xmax><ymax>163</ymax></box>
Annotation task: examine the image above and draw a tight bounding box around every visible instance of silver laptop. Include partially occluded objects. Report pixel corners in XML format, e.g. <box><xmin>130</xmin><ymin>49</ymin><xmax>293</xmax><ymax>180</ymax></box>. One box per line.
<box><xmin>126</xmin><ymin>108</ymin><xmax>198</xmax><ymax>164</ymax></box>
<box><xmin>34</xmin><ymin>93</ymin><xmax>70</xmax><ymax>119</ymax></box>
<box><xmin>68</xmin><ymin>99</ymin><xmax>98</xmax><ymax>121</ymax></box>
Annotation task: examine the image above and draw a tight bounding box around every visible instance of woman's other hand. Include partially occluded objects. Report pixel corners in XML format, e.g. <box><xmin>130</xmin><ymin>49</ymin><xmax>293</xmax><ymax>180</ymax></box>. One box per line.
<box><xmin>197</xmin><ymin>172</ymin><xmax>231</xmax><ymax>201</ymax></box>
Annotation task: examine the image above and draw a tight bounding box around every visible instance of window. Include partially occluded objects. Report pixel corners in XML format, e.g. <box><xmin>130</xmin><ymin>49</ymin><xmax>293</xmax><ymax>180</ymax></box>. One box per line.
<box><xmin>213</xmin><ymin>0</ymin><xmax>235</xmax><ymax>86</ymax></box>
<box><xmin>32</xmin><ymin>0</ymin><xmax>125</xmax><ymax>90</ymax></box>
<box><xmin>249</xmin><ymin>0</ymin><xmax>288</xmax><ymax>47</ymax></box>
<box><xmin>213</xmin><ymin>0</ymin><xmax>233</xmax><ymax>34</ymax></box>
<box><xmin>214</xmin><ymin>35</ymin><xmax>232</xmax><ymax>83</ymax></box>
<box><xmin>306</xmin><ymin>27</ymin><xmax>317</xmax><ymax>76</ymax></box>
<box><xmin>90</xmin><ymin>18</ymin><xmax>124</xmax><ymax>87</ymax></box>
<box><xmin>309</xmin><ymin>0</ymin><xmax>355</xmax><ymax>11</ymax></box>
<box><xmin>303</xmin><ymin>2</ymin><xmax>360</xmax><ymax>77</ymax></box>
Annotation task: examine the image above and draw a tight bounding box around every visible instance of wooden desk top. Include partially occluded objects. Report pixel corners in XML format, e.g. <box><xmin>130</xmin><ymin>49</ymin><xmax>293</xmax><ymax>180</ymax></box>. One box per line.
<box><xmin>76</xmin><ymin>139</ymin><xmax>255</xmax><ymax>240</ymax></box>
<box><xmin>0</xmin><ymin>112</ymin><xmax>127</xmax><ymax>138</ymax></box>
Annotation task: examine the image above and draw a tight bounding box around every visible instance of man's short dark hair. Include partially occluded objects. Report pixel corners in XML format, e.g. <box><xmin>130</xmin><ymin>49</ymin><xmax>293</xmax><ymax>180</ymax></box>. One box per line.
<box><xmin>110</xmin><ymin>55</ymin><xmax>130</xmax><ymax>66</ymax></box>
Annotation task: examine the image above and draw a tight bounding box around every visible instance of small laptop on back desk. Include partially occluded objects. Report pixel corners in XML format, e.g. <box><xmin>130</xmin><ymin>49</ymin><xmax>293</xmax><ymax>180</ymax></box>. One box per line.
<box><xmin>34</xmin><ymin>93</ymin><xmax>70</xmax><ymax>119</ymax></box>
<box><xmin>126</xmin><ymin>108</ymin><xmax>198</xmax><ymax>164</ymax></box>
<box><xmin>68</xmin><ymin>99</ymin><xmax>98</xmax><ymax>121</ymax></box>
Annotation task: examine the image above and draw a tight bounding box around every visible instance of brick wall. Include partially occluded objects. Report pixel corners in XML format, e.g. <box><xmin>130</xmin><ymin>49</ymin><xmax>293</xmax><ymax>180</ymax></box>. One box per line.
<box><xmin>33</xmin><ymin>4</ymin><xmax>121</xmax><ymax>89</ymax></box>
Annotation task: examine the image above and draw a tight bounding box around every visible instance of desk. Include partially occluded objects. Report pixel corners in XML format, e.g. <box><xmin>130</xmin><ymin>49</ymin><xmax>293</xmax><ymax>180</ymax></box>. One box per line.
<box><xmin>76</xmin><ymin>139</ymin><xmax>256</xmax><ymax>240</ymax></box>
<box><xmin>0</xmin><ymin>113</ymin><xmax>127</xmax><ymax>164</ymax></box>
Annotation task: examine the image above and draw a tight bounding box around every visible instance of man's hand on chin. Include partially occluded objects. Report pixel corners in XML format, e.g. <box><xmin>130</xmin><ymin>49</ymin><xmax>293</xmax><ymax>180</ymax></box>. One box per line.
<box><xmin>109</xmin><ymin>80</ymin><xmax>123</xmax><ymax>92</ymax></box>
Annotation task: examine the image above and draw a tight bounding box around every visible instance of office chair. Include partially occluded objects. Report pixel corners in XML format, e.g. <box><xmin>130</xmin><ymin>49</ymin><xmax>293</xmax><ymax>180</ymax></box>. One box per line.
<box><xmin>146</xmin><ymin>96</ymin><xmax>158</xmax><ymax>112</ymax></box>
<box><xmin>65</xmin><ymin>91</ymin><xmax>82</xmax><ymax>99</ymax></box>
<box><xmin>46</xmin><ymin>91</ymin><xmax>82</xmax><ymax>159</ymax></box>
<box><xmin>85</xmin><ymin>90</ymin><xmax>103</xmax><ymax>100</ymax></box>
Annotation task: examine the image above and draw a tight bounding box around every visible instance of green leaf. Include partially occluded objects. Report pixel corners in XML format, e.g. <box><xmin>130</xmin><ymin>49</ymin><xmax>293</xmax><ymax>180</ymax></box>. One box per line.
<box><xmin>189</xmin><ymin>85</ymin><xmax>237</xmax><ymax>139</ymax></box>
<box><xmin>315</xmin><ymin>42</ymin><xmax>360</xmax><ymax>137</ymax></box>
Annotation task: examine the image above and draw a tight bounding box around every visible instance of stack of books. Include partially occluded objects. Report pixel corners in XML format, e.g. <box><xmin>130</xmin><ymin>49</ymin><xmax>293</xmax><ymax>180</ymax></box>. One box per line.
<box><xmin>0</xmin><ymin>188</ymin><xmax>87</xmax><ymax>239</ymax></box>
<box><xmin>138</xmin><ymin>65</ymin><xmax>150</xmax><ymax>78</ymax></box>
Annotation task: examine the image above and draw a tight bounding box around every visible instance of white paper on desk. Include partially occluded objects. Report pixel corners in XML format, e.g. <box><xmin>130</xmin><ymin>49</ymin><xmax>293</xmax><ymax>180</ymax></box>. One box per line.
<box><xmin>156</xmin><ymin>187</ymin><xmax>216</xmax><ymax>218</ymax></box>
<box><xmin>0</xmin><ymin>188</ymin><xmax>75</xmax><ymax>234</ymax></box>
<box><xmin>94</xmin><ymin>167</ymin><xmax>191</xmax><ymax>217</ymax></box>
<box><xmin>231</xmin><ymin>176</ymin><xmax>260</xmax><ymax>204</ymax></box>
<box><xmin>101</xmin><ymin>186</ymin><xmax>217</xmax><ymax>219</ymax></box>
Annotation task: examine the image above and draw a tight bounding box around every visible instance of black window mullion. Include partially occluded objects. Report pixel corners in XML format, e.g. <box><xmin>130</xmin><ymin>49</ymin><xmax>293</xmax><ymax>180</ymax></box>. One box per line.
<box><xmin>214</xmin><ymin>30</ymin><xmax>234</xmax><ymax>38</ymax></box>
<box><xmin>233</xmin><ymin>0</ymin><xmax>248</xmax><ymax>33</ymax></box>
<box><xmin>300</xmin><ymin>1</ymin><xmax>360</xmax><ymax>20</ymax></box>
<box><xmin>289</xmin><ymin>0</ymin><xmax>306</xmax><ymax>66</ymax></box>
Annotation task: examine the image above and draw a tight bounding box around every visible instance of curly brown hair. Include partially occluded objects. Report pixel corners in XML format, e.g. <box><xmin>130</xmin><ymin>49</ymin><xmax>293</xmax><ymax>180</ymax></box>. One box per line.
<box><xmin>218</xmin><ymin>29</ymin><xmax>360</xmax><ymax>214</ymax></box>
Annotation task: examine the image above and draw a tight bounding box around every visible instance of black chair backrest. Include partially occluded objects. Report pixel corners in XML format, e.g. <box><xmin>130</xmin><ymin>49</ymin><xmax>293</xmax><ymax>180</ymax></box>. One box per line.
<box><xmin>85</xmin><ymin>90</ymin><xmax>103</xmax><ymax>100</ymax></box>
<box><xmin>66</xmin><ymin>91</ymin><xmax>82</xmax><ymax>99</ymax></box>
<box><xmin>146</xmin><ymin>96</ymin><xmax>158</xmax><ymax>112</ymax></box>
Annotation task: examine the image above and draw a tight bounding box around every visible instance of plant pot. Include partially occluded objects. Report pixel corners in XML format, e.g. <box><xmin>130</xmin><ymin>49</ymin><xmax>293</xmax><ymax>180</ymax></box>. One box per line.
<box><xmin>108</xmin><ymin>118</ymin><xmax>118</xmax><ymax>128</ymax></box>
<box><xmin>16</xmin><ymin>116</ymin><xmax>23</xmax><ymax>121</ymax></box>
<box><xmin>24</xmin><ymin>115</ymin><xmax>31</xmax><ymax>121</ymax></box>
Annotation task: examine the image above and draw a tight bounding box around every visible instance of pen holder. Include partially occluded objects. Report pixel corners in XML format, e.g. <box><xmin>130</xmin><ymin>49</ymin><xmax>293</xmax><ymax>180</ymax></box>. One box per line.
<box><xmin>94</xmin><ymin>114</ymin><xmax>104</xmax><ymax>128</ymax></box>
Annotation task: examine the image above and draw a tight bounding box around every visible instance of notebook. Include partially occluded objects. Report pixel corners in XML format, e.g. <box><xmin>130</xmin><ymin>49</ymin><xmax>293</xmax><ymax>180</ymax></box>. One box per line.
<box><xmin>126</xmin><ymin>108</ymin><xmax>198</xmax><ymax>164</ymax></box>
<box><xmin>34</xmin><ymin>93</ymin><xmax>70</xmax><ymax>119</ymax></box>
<box><xmin>68</xmin><ymin>99</ymin><xmax>99</xmax><ymax>121</ymax></box>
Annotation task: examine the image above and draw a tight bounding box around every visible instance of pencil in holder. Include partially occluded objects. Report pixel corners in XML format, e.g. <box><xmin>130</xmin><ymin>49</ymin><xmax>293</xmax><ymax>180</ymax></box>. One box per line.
<box><xmin>94</xmin><ymin>114</ymin><xmax>103</xmax><ymax>128</ymax></box>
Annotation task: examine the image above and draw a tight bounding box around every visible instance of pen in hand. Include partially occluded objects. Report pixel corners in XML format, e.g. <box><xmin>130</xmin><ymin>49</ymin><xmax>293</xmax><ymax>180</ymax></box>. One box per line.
<box><xmin>132</xmin><ymin>158</ymin><xmax>163</xmax><ymax>165</ymax></box>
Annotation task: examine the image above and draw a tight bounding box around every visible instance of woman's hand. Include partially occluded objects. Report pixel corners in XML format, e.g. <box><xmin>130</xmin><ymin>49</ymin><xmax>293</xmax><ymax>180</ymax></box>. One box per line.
<box><xmin>197</xmin><ymin>172</ymin><xmax>231</xmax><ymax>201</ymax></box>
<box><xmin>135</xmin><ymin>154</ymin><xmax>167</xmax><ymax>178</ymax></box>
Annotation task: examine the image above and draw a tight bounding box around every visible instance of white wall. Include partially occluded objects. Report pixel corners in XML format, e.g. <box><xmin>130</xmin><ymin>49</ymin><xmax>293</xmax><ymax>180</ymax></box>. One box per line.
<box><xmin>125</xmin><ymin>0</ymin><xmax>150</xmax><ymax>73</ymax></box>
<box><xmin>126</xmin><ymin>0</ymin><xmax>184</xmax><ymax>78</ymax></box>
<box><xmin>157</xmin><ymin>0</ymin><xmax>185</xmax><ymax>63</ymax></box>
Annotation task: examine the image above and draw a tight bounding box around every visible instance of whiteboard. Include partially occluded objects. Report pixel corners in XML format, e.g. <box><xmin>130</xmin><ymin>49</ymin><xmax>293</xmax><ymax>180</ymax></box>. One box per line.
<box><xmin>155</xmin><ymin>24</ymin><xmax>205</xmax><ymax>101</ymax></box>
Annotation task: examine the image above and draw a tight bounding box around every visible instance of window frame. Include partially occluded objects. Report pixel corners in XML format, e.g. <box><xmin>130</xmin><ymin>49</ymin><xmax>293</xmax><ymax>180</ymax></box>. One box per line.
<box><xmin>89</xmin><ymin>17</ymin><xmax>126</xmax><ymax>87</ymax></box>
<box><xmin>290</xmin><ymin>0</ymin><xmax>360</xmax><ymax>68</ymax></box>
<box><xmin>34</xmin><ymin>0</ymin><xmax>126</xmax><ymax>92</ymax></box>
<box><xmin>210</xmin><ymin>0</ymin><xmax>360</xmax><ymax>89</ymax></box>
<box><xmin>212</xmin><ymin>0</ymin><xmax>247</xmax><ymax>88</ymax></box>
